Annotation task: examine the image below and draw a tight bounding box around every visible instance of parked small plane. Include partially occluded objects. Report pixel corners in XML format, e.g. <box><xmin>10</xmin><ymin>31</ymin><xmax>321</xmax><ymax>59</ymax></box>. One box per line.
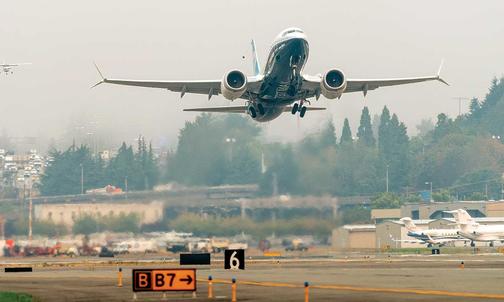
<box><xmin>446</xmin><ymin>209</ymin><xmax>504</xmax><ymax>247</ymax></box>
<box><xmin>93</xmin><ymin>27</ymin><xmax>448</xmax><ymax>122</ymax></box>
<box><xmin>1</xmin><ymin>62</ymin><xmax>31</xmax><ymax>75</ymax></box>
<box><xmin>400</xmin><ymin>217</ymin><xmax>462</xmax><ymax>247</ymax></box>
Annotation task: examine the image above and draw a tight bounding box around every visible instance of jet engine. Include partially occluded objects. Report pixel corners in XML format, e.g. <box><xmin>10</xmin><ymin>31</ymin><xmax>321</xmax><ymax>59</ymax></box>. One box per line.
<box><xmin>320</xmin><ymin>69</ymin><xmax>347</xmax><ymax>99</ymax></box>
<box><xmin>221</xmin><ymin>70</ymin><xmax>247</xmax><ymax>100</ymax></box>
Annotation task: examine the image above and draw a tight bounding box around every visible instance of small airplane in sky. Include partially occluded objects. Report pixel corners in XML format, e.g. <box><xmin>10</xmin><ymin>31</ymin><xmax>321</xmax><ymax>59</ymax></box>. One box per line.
<box><xmin>93</xmin><ymin>27</ymin><xmax>448</xmax><ymax>122</ymax></box>
<box><xmin>1</xmin><ymin>62</ymin><xmax>31</xmax><ymax>75</ymax></box>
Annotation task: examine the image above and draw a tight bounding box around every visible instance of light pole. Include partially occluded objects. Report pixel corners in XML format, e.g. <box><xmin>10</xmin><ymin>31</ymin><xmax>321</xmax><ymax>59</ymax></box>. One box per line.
<box><xmin>385</xmin><ymin>164</ymin><xmax>389</xmax><ymax>193</ymax></box>
<box><xmin>225</xmin><ymin>137</ymin><xmax>236</xmax><ymax>162</ymax></box>
<box><xmin>452</xmin><ymin>97</ymin><xmax>471</xmax><ymax>117</ymax></box>
<box><xmin>80</xmin><ymin>163</ymin><xmax>84</xmax><ymax>195</ymax></box>
<box><xmin>425</xmin><ymin>182</ymin><xmax>433</xmax><ymax>202</ymax></box>
<box><xmin>124</xmin><ymin>176</ymin><xmax>128</xmax><ymax>199</ymax></box>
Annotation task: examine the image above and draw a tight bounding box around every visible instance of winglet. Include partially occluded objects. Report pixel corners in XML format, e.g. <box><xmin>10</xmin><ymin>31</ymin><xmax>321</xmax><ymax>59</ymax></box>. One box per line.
<box><xmin>436</xmin><ymin>59</ymin><xmax>449</xmax><ymax>86</ymax></box>
<box><xmin>251</xmin><ymin>39</ymin><xmax>261</xmax><ymax>76</ymax></box>
<box><xmin>91</xmin><ymin>62</ymin><xmax>106</xmax><ymax>88</ymax></box>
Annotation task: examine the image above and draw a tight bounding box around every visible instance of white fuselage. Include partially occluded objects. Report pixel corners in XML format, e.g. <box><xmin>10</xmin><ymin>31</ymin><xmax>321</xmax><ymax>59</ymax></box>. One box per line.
<box><xmin>459</xmin><ymin>224</ymin><xmax>504</xmax><ymax>242</ymax></box>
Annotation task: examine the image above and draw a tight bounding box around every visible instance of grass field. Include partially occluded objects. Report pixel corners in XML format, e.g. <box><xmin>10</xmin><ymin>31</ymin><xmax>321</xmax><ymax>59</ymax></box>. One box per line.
<box><xmin>0</xmin><ymin>292</ymin><xmax>34</xmax><ymax>302</ymax></box>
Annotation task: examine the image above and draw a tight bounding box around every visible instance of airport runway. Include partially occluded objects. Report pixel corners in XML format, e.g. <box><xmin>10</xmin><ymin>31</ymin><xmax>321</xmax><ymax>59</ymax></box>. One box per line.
<box><xmin>1</xmin><ymin>254</ymin><xmax>504</xmax><ymax>301</ymax></box>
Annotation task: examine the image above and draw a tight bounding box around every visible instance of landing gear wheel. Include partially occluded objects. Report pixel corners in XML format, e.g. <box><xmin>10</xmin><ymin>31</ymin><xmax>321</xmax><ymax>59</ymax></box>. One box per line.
<box><xmin>490</xmin><ymin>241</ymin><xmax>494</xmax><ymax>247</ymax></box>
<box><xmin>248</xmin><ymin>106</ymin><xmax>257</xmax><ymax>118</ymax></box>
<box><xmin>300</xmin><ymin>106</ymin><xmax>307</xmax><ymax>118</ymax></box>
<box><xmin>257</xmin><ymin>103</ymin><xmax>265</xmax><ymax>115</ymax></box>
<box><xmin>291</xmin><ymin>103</ymin><xmax>299</xmax><ymax>115</ymax></box>
<box><xmin>470</xmin><ymin>241</ymin><xmax>475</xmax><ymax>247</ymax></box>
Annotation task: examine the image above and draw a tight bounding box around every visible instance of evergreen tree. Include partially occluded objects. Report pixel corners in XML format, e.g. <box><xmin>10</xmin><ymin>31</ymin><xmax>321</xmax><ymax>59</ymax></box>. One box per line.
<box><xmin>469</xmin><ymin>98</ymin><xmax>481</xmax><ymax>117</ymax></box>
<box><xmin>320</xmin><ymin>119</ymin><xmax>337</xmax><ymax>148</ymax></box>
<box><xmin>388</xmin><ymin>114</ymin><xmax>409</xmax><ymax>190</ymax></box>
<box><xmin>378</xmin><ymin>106</ymin><xmax>391</xmax><ymax>159</ymax></box>
<box><xmin>107</xmin><ymin>142</ymin><xmax>143</xmax><ymax>191</ymax></box>
<box><xmin>357</xmin><ymin>107</ymin><xmax>375</xmax><ymax>147</ymax></box>
<box><xmin>40</xmin><ymin>145</ymin><xmax>106</xmax><ymax>195</ymax></box>
<box><xmin>340</xmin><ymin>118</ymin><xmax>353</xmax><ymax>145</ymax></box>
<box><xmin>377</xmin><ymin>107</ymin><xmax>410</xmax><ymax>192</ymax></box>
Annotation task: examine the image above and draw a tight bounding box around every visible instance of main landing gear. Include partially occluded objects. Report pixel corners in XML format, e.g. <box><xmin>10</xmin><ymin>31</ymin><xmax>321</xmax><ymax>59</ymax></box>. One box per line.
<box><xmin>248</xmin><ymin>103</ymin><xmax>265</xmax><ymax>119</ymax></box>
<box><xmin>291</xmin><ymin>100</ymin><xmax>309</xmax><ymax>118</ymax></box>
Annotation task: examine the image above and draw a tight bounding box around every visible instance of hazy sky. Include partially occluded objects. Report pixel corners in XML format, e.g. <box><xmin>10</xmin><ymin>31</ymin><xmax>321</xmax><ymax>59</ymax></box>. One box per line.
<box><xmin>1</xmin><ymin>0</ymin><xmax>503</xmax><ymax>150</ymax></box>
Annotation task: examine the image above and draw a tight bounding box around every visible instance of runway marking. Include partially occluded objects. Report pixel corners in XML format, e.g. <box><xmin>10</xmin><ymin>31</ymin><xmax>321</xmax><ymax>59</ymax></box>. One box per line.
<box><xmin>199</xmin><ymin>278</ymin><xmax>504</xmax><ymax>300</ymax></box>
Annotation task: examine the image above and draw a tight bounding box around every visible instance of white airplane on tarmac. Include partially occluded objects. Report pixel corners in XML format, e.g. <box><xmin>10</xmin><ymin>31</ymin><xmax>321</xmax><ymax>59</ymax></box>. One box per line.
<box><xmin>93</xmin><ymin>27</ymin><xmax>448</xmax><ymax>122</ymax></box>
<box><xmin>446</xmin><ymin>209</ymin><xmax>504</xmax><ymax>247</ymax></box>
<box><xmin>399</xmin><ymin>217</ymin><xmax>464</xmax><ymax>247</ymax></box>
<box><xmin>1</xmin><ymin>62</ymin><xmax>31</xmax><ymax>75</ymax></box>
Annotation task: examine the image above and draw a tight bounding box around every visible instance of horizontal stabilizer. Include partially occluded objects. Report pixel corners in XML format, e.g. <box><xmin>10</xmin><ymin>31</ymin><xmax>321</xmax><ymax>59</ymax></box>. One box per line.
<box><xmin>183</xmin><ymin>106</ymin><xmax>248</xmax><ymax>113</ymax></box>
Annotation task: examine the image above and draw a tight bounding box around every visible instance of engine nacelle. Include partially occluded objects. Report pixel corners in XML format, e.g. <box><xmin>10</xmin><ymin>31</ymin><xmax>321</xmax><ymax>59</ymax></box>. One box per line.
<box><xmin>320</xmin><ymin>69</ymin><xmax>347</xmax><ymax>99</ymax></box>
<box><xmin>221</xmin><ymin>70</ymin><xmax>247</xmax><ymax>100</ymax></box>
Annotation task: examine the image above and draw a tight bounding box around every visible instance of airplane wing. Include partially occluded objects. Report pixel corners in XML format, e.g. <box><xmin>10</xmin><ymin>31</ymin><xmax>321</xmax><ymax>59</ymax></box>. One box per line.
<box><xmin>183</xmin><ymin>106</ymin><xmax>326</xmax><ymax>113</ymax></box>
<box><xmin>392</xmin><ymin>239</ymin><xmax>424</xmax><ymax>244</ymax></box>
<box><xmin>92</xmin><ymin>63</ymin><xmax>262</xmax><ymax>100</ymax></box>
<box><xmin>301</xmin><ymin>62</ymin><xmax>448</xmax><ymax>97</ymax></box>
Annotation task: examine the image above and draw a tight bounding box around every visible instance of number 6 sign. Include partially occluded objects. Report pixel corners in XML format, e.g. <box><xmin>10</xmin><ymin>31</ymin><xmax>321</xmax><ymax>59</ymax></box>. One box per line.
<box><xmin>224</xmin><ymin>249</ymin><xmax>245</xmax><ymax>270</ymax></box>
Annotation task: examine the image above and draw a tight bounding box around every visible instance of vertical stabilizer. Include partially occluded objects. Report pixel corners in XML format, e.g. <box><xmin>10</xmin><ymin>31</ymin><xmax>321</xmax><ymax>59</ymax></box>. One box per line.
<box><xmin>445</xmin><ymin>209</ymin><xmax>477</xmax><ymax>232</ymax></box>
<box><xmin>251</xmin><ymin>39</ymin><xmax>261</xmax><ymax>76</ymax></box>
<box><xmin>400</xmin><ymin>217</ymin><xmax>418</xmax><ymax>231</ymax></box>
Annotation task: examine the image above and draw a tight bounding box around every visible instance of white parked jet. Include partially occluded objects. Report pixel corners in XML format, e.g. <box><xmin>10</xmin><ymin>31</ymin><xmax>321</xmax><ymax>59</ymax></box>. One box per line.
<box><xmin>400</xmin><ymin>217</ymin><xmax>462</xmax><ymax>247</ymax></box>
<box><xmin>446</xmin><ymin>209</ymin><xmax>504</xmax><ymax>247</ymax></box>
<box><xmin>1</xmin><ymin>62</ymin><xmax>31</xmax><ymax>75</ymax></box>
<box><xmin>93</xmin><ymin>27</ymin><xmax>448</xmax><ymax>122</ymax></box>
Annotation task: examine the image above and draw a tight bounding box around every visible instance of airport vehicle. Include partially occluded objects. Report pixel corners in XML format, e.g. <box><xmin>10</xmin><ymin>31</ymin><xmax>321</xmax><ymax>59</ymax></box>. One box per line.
<box><xmin>93</xmin><ymin>27</ymin><xmax>447</xmax><ymax>122</ymax></box>
<box><xmin>1</xmin><ymin>62</ymin><xmax>31</xmax><ymax>75</ymax></box>
<box><xmin>447</xmin><ymin>209</ymin><xmax>504</xmax><ymax>247</ymax></box>
<box><xmin>210</xmin><ymin>238</ymin><xmax>230</xmax><ymax>253</ymax></box>
<box><xmin>400</xmin><ymin>217</ymin><xmax>463</xmax><ymax>247</ymax></box>
<box><xmin>285</xmin><ymin>239</ymin><xmax>309</xmax><ymax>251</ymax></box>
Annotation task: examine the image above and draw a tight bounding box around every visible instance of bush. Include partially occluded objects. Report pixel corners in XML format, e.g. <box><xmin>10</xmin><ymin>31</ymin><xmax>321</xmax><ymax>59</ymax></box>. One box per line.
<box><xmin>72</xmin><ymin>213</ymin><xmax>139</xmax><ymax>234</ymax></box>
<box><xmin>33</xmin><ymin>220</ymin><xmax>68</xmax><ymax>237</ymax></box>
<box><xmin>73</xmin><ymin>215</ymin><xmax>99</xmax><ymax>235</ymax></box>
<box><xmin>166</xmin><ymin>213</ymin><xmax>336</xmax><ymax>239</ymax></box>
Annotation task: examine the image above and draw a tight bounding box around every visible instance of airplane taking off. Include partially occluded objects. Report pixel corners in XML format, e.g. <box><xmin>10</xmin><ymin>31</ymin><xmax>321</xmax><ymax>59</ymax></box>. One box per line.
<box><xmin>447</xmin><ymin>209</ymin><xmax>504</xmax><ymax>247</ymax></box>
<box><xmin>1</xmin><ymin>62</ymin><xmax>31</xmax><ymax>75</ymax></box>
<box><xmin>400</xmin><ymin>217</ymin><xmax>462</xmax><ymax>247</ymax></box>
<box><xmin>93</xmin><ymin>27</ymin><xmax>448</xmax><ymax>122</ymax></box>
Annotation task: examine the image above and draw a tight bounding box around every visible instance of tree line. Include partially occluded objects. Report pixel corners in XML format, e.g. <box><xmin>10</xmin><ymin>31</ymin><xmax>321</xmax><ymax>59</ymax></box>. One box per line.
<box><xmin>41</xmin><ymin>77</ymin><xmax>504</xmax><ymax>201</ymax></box>
<box><xmin>40</xmin><ymin>136</ymin><xmax>158</xmax><ymax>195</ymax></box>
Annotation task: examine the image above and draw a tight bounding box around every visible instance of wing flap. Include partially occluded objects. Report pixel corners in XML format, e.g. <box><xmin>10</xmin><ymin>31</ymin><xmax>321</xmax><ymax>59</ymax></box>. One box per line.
<box><xmin>104</xmin><ymin>79</ymin><xmax>222</xmax><ymax>95</ymax></box>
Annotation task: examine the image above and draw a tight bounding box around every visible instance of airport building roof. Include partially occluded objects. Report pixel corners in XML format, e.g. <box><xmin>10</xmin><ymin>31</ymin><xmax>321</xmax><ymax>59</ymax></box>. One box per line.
<box><xmin>343</xmin><ymin>224</ymin><xmax>376</xmax><ymax>231</ymax></box>
<box><xmin>387</xmin><ymin>219</ymin><xmax>433</xmax><ymax>225</ymax></box>
<box><xmin>439</xmin><ymin>217</ymin><xmax>504</xmax><ymax>223</ymax></box>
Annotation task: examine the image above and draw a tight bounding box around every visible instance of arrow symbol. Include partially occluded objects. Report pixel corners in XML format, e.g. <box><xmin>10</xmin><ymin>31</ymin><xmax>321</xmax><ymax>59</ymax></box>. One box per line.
<box><xmin>180</xmin><ymin>275</ymin><xmax>193</xmax><ymax>285</ymax></box>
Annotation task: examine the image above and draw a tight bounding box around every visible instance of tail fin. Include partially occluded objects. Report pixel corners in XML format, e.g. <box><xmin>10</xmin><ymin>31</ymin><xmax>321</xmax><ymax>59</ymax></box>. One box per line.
<box><xmin>251</xmin><ymin>39</ymin><xmax>261</xmax><ymax>76</ymax></box>
<box><xmin>445</xmin><ymin>209</ymin><xmax>476</xmax><ymax>224</ymax></box>
<box><xmin>400</xmin><ymin>217</ymin><xmax>418</xmax><ymax>231</ymax></box>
